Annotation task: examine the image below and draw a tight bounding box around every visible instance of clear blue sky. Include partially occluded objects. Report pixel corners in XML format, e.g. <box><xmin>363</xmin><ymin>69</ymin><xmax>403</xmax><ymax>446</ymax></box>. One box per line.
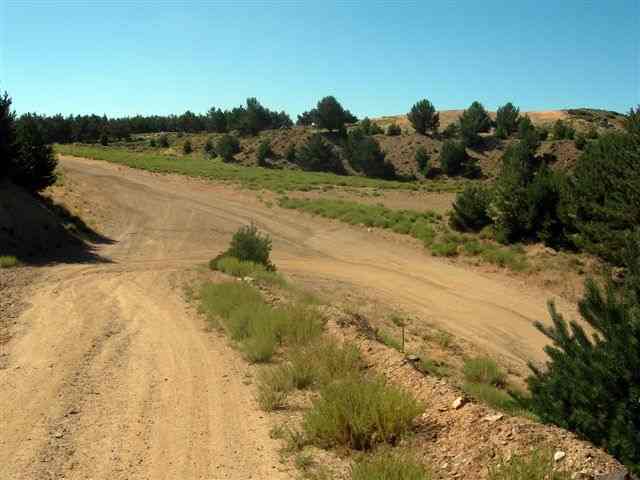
<box><xmin>1</xmin><ymin>1</ymin><xmax>638</xmax><ymax>118</ymax></box>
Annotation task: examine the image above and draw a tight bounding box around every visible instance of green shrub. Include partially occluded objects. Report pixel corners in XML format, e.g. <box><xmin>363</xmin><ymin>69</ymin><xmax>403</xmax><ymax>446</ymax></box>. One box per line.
<box><xmin>304</xmin><ymin>376</ymin><xmax>422</xmax><ymax>450</ymax></box>
<box><xmin>359</xmin><ymin>117</ymin><xmax>384</xmax><ymax>135</ymax></box>
<box><xmin>377</xmin><ymin>329</ymin><xmax>402</xmax><ymax>351</ymax></box>
<box><xmin>574</xmin><ymin>134</ymin><xmax>586</xmax><ymax>150</ymax></box>
<box><xmin>430</xmin><ymin>242</ymin><xmax>458</xmax><ymax>257</ymax></box>
<box><xmin>449</xmin><ymin>183</ymin><xmax>493</xmax><ymax>232</ymax></box>
<box><xmin>488</xmin><ymin>449</ymin><xmax>571</xmax><ymax>480</ymax></box>
<box><xmin>480</xmin><ymin>246</ymin><xmax>528</xmax><ymax>271</ymax></box>
<box><xmin>459</xmin><ymin>101</ymin><xmax>491</xmax><ymax>147</ymax></box>
<box><xmin>441</xmin><ymin>123</ymin><xmax>459</xmax><ymax>139</ymax></box>
<box><xmin>149</xmin><ymin>137</ymin><xmax>157</xmax><ymax>147</ymax></box>
<box><xmin>203</xmin><ymin>137</ymin><xmax>215</xmax><ymax>155</ymax></box>
<box><xmin>158</xmin><ymin>134</ymin><xmax>170</xmax><ymax>148</ymax></box>
<box><xmin>351</xmin><ymin>450</ymin><xmax>430</xmax><ymax>480</ymax></box>
<box><xmin>415</xmin><ymin>147</ymin><xmax>429</xmax><ymax>175</ymax></box>
<box><xmin>284</xmin><ymin>143</ymin><xmax>296</xmax><ymax>163</ymax></box>
<box><xmin>495</xmin><ymin>102</ymin><xmax>521</xmax><ymax>138</ymax></box>
<box><xmin>288</xmin><ymin>339</ymin><xmax>363</xmax><ymax>389</ymax></box>
<box><xmin>100</xmin><ymin>133</ymin><xmax>109</xmax><ymax>146</ymax></box>
<box><xmin>275</xmin><ymin>303</ymin><xmax>324</xmax><ymax>346</ymax></box>
<box><xmin>552</xmin><ymin>120</ymin><xmax>575</xmax><ymax>140</ymax></box>
<box><xmin>216</xmin><ymin>134</ymin><xmax>241</xmax><ymax>162</ymax></box>
<box><xmin>214</xmin><ymin>257</ymin><xmax>286</xmax><ymax>287</ymax></box>
<box><xmin>407</xmin><ymin>99</ymin><xmax>439</xmax><ymax>135</ymax></box>
<box><xmin>182</xmin><ymin>139</ymin><xmax>193</xmax><ymax>154</ymax></box>
<box><xmin>386</xmin><ymin>123</ymin><xmax>401</xmax><ymax>136</ymax></box>
<box><xmin>223</xmin><ymin>223</ymin><xmax>274</xmax><ymax>270</ymax></box>
<box><xmin>296</xmin><ymin>134</ymin><xmax>344</xmax><ymax>174</ymax></box>
<box><xmin>256</xmin><ymin>139</ymin><xmax>272</xmax><ymax>166</ymax></box>
<box><xmin>463</xmin><ymin>357</ymin><xmax>506</xmax><ymax>387</ymax></box>
<box><xmin>199</xmin><ymin>281</ymin><xmax>263</xmax><ymax>325</ymax></box>
<box><xmin>0</xmin><ymin>255</ymin><xmax>18</xmax><ymax>268</ymax></box>
<box><xmin>462</xmin><ymin>382</ymin><xmax>531</xmax><ymax>417</ymax></box>
<box><xmin>439</xmin><ymin>140</ymin><xmax>478</xmax><ymax>177</ymax></box>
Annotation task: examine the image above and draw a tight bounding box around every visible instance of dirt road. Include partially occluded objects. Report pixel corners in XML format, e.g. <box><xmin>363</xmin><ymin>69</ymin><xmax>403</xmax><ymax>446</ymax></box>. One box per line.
<box><xmin>1</xmin><ymin>155</ymin><xmax>569</xmax><ymax>479</ymax></box>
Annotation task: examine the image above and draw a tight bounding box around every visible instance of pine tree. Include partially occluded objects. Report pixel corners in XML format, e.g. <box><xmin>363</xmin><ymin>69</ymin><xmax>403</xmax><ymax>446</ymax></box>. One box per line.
<box><xmin>528</xmin><ymin>249</ymin><xmax>640</xmax><ymax>474</ymax></box>
<box><xmin>407</xmin><ymin>99</ymin><xmax>439</xmax><ymax>135</ymax></box>
<box><xmin>0</xmin><ymin>91</ymin><xmax>16</xmax><ymax>179</ymax></box>
<box><xmin>314</xmin><ymin>96</ymin><xmax>350</xmax><ymax>132</ymax></box>
<box><xmin>458</xmin><ymin>101</ymin><xmax>491</xmax><ymax>147</ymax></box>
<box><xmin>495</xmin><ymin>102</ymin><xmax>520</xmax><ymax>138</ymax></box>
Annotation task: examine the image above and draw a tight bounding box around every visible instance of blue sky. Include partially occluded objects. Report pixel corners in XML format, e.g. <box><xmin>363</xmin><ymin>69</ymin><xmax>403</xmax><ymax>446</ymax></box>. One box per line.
<box><xmin>1</xmin><ymin>1</ymin><xmax>638</xmax><ymax>118</ymax></box>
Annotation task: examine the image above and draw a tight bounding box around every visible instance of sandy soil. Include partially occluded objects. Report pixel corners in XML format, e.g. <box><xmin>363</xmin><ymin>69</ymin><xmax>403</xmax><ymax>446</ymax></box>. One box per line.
<box><xmin>1</xmin><ymin>155</ymin><xmax>578</xmax><ymax>478</ymax></box>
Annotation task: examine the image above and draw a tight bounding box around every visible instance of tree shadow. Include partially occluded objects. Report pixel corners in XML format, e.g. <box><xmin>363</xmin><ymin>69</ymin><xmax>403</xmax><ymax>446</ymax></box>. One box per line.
<box><xmin>0</xmin><ymin>182</ymin><xmax>115</xmax><ymax>266</ymax></box>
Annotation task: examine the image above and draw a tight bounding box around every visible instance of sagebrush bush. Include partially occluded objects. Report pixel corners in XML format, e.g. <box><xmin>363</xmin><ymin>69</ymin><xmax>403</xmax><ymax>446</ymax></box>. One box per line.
<box><xmin>149</xmin><ymin>137</ymin><xmax>157</xmax><ymax>147</ymax></box>
<box><xmin>199</xmin><ymin>281</ymin><xmax>263</xmax><ymax>325</ymax></box>
<box><xmin>158</xmin><ymin>134</ymin><xmax>170</xmax><ymax>148</ymax></box>
<box><xmin>256</xmin><ymin>365</ymin><xmax>293</xmax><ymax>410</ymax></box>
<box><xmin>386</xmin><ymin>123</ymin><xmax>401</xmax><ymax>136</ymax></box>
<box><xmin>430</xmin><ymin>242</ymin><xmax>458</xmax><ymax>257</ymax></box>
<box><xmin>351</xmin><ymin>450</ymin><xmax>430</xmax><ymax>480</ymax></box>
<box><xmin>182</xmin><ymin>139</ymin><xmax>192</xmax><ymax>154</ymax></box>
<box><xmin>488</xmin><ymin>449</ymin><xmax>571</xmax><ymax>480</ymax></box>
<box><xmin>359</xmin><ymin>117</ymin><xmax>383</xmax><ymax>135</ymax></box>
<box><xmin>463</xmin><ymin>357</ymin><xmax>506</xmax><ymax>387</ymax></box>
<box><xmin>214</xmin><ymin>257</ymin><xmax>286</xmax><ymax>287</ymax></box>
<box><xmin>304</xmin><ymin>376</ymin><xmax>422</xmax><ymax>450</ymax></box>
<box><xmin>449</xmin><ymin>183</ymin><xmax>493</xmax><ymax>232</ymax></box>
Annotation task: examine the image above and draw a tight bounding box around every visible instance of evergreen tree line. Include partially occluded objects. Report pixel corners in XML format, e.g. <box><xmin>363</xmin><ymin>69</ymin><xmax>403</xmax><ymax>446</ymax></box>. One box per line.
<box><xmin>14</xmin><ymin>97</ymin><xmax>294</xmax><ymax>144</ymax></box>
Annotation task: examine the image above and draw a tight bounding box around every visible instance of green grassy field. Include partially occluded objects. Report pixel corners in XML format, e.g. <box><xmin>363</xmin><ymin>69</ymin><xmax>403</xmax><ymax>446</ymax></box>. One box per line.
<box><xmin>55</xmin><ymin>144</ymin><xmax>466</xmax><ymax>193</ymax></box>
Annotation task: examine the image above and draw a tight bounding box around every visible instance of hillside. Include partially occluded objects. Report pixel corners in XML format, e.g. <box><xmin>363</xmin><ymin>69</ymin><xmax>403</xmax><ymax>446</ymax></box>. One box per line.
<box><xmin>122</xmin><ymin>108</ymin><xmax>625</xmax><ymax>180</ymax></box>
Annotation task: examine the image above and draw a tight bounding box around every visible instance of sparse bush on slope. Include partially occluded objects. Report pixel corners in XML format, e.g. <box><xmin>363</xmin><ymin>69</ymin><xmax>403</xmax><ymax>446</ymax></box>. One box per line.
<box><xmin>351</xmin><ymin>450</ymin><xmax>430</xmax><ymax>480</ymax></box>
<box><xmin>488</xmin><ymin>449</ymin><xmax>571</xmax><ymax>480</ymax></box>
<box><xmin>386</xmin><ymin>123</ymin><xmax>401</xmax><ymax>136</ymax></box>
<box><xmin>182</xmin><ymin>139</ymin><xmax>193</xmax><ymax>154</ymax></box>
